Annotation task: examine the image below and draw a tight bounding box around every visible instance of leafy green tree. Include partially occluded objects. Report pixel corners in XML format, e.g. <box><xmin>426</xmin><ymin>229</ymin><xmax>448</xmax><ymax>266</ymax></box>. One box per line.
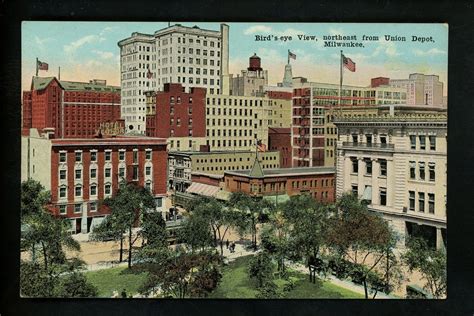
<box><xmin>403</xmin><ymin>237</ymin><xmax>446</xmax><ymax>298</ymax></box>
<box><xmin>141</xmin><ymin>211</ymin><xmax>168</xmax><ymax>248</ymax></box>
<box><xmin>229</xmin><ymin>192</ymin><xmax>275</xmax><ymax>250</ymax></box>
<box><xmin>90</xmin><ymin>216</ymin><xmax>126</xmax><ymax>262</ymax></box>
<box><xmin>178</xmin><ymin>214</ymin><xmax>214</xmax><ymax>252</ymax></box>
<box><xmin>261</xmin><ymin>211</ymin><xmax>291</xmax><ymax>274</ymax></box>
<box><xmin>256</xmin><ymin>280</ymin><xmax>280</xmax><ymax>299</ymax></box>
<box><xmin>326</xmin><ymin>193</ymin><xmax>397</xmax><ymax>299</ymax></box>
<box><xmin>95</xmin><ymin>181</ymin><xmax>156</xmax><ymax>268</ymax></box>
<box><xmin>21</xmin><ymin>179</ymin><xmax>51</xmax><ymax>218</ymax></box>
<box><xmin>248</xmin><ymin>251</ymin><xmax>275</xmax><ymax>288</ymax></box>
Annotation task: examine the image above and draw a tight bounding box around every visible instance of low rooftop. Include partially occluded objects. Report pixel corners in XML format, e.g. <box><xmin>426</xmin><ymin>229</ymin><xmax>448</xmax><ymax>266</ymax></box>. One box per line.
<box><xmin>225</xmin><ymin>166</ymin><xmax>335</xmax><ymax>178</ymax></box>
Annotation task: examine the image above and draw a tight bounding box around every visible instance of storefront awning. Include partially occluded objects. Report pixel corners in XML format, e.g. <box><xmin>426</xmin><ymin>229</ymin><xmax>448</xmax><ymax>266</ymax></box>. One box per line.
<box><xmin>186</xmin><ymin>182</ymin><xmax>220</xmax><ymax>197</ymax></box>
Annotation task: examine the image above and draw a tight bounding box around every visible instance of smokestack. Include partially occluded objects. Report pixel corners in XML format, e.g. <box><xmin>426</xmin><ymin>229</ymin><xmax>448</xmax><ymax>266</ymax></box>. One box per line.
<box><xmin>220</xmin><ymin>23</ymin><xmax>230</xmax><ymax>95</ymax></box>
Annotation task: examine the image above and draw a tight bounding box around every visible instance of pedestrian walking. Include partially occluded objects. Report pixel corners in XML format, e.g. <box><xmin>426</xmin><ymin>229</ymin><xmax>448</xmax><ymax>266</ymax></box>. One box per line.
<box><xmin>226</xmin><ymin>239</ymin><xmax>229</xmax><ymax>249</ymax></box>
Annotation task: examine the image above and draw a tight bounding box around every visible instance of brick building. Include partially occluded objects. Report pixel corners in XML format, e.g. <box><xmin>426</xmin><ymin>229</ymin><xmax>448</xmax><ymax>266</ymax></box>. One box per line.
<box><xmin>22</xmin><ymin>77</ymin><xmax>122</xmax><ymax>139</ymax></box>
<box><xmin>224</xmin><ymin>156</ymin><xmax>335</xmax><ymax>203</ymax></box>
<box><xmin>22</xmin><ymin>129</ymin><xmax>168</xmax><ymax>234</ymax></box>
<box><xmin>268</xmin><ymin>127</ymin><xmax>291</xmax><ymax>168</ymax></box>
<box><xmin>146</xmin><ymin>83</ymin><xmax>207</xmax><ymax>150</ymax></box>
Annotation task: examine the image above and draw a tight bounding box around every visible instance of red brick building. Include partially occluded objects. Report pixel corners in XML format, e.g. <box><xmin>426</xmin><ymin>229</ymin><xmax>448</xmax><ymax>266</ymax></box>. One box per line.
<box><xmin>146</xmin><ymin>83</ymin><xmax>206</xmax><ymax>138</ymax></box>
<box><xmin>268</xmin><ymin>127</ymin><xmax>292</xmax><ymax>168</ymax></box>
<box><xmin>22</xmin><ymin>77</ymin><xmax>122</xmax><ymax>138</ymax></box>
<box><xmin>22</xmin><ymin>130</ymin><xmax>168</xmax><ymax>234</ymax></box>
<box><xmin>266</xmin><ymin>90</ymin><xmax>292</xmax><ymax>100</ymax></box>
<box><xmin>370</xmin><ymin>77</ymin><xmax>390</xmax><ymax>88</ymax></box>
<box><xmin>224</xmin><ymin>158</ymin><xmax>335</xmax><ymax>203</ymax></box>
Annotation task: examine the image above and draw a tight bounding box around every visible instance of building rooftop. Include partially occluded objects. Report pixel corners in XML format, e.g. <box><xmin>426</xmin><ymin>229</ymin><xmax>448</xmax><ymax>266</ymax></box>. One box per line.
<box><xmin>30</xmin><ymin>76</ymin><xmax>120</xmax><ymax>93</ymax></box>
<box><xmin>169</xmin><ymin>150</ymin><xmax>279</xmax><ymax>156</ymax></box>
<box><xmin>51</xmin><ymin>135</ymin><xmax>167</xmax><ymax>146</ymax></box>
<box><xmin>225</xmin><ymin>166</ymin><xmax>335</xmax><ymax>178</ymax></box>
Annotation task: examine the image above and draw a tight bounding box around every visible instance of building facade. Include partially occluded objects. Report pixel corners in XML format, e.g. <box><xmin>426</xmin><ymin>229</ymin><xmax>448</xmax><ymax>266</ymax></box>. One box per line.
<box><xmin>388</xmin><ymin>73</ymin><xmax>444</xmax><ymax>107</ymax></box>
<box><xmin>22</xmin><ymin>129</ymin><xmax>168</xmax><ymax>234</ymax></box>
<box><xmin>22</xmin><ymin>77</ymin><xmax>121</xmax><ymax>139</ymax></box>
<box><xmin>224</xmin><ymin>161</ymin><xmax>336</xmax><ymax>204</ymax></box>
<box><xmin>268</xmin><ymin>127</ymin><xmax>292</xmax><ymax>168</ymax></box>
<box><xmin>334</xmin><ymin>107</ymin><xmax>447</xmax><ymax>249</ymax></box>
<box><xmin>118</xmin><ymin>23</ymin><xmax>230</xmax><ymax>133</ymax></box>
<box><xmin>168</xmin><ymin>150</ymin><xmax>280</xmax><ymax>192</ymax></box>
<box><xmin>266</xmin><ymin>87</ymin><xmax>293</xmax><ymax>128</ymax></box>
<box><xmin>230</xmin><ymin>54</ymin><xmax>268</xmax><ymax>97</ymax></box>
<box><xmin>292</xmin><ymin>83</ymin><xmax>407</xmax><ymax>168</ymax></box>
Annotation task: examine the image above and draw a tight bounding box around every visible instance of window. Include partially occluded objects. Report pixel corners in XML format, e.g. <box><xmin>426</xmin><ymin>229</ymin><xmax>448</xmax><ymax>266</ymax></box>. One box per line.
<box><xmin>409</xmin><ymin>191</ymin><xmax>415</xmax><ymax>210</ymax></box>
<box><xmin>75</xmin><ymin>186</ymin><xmax>82</xmax><ymax>197</ymax></box>
<box><xmin>119</xmin><ymin>167</ymin><xmax>125</xmax><ymax>178</ymax></box>
<box><xmin>59</xmin><ymin>187</ymin><xmax>67</xmax><ymax>198</ymax></box>
<box><xmin>352</xmin><ymin>134</ymin><xmax>358</xmax><ymax>143</ymax></box>
<box><xmin>59</xmin><ymin>205</ymin><xmax>67</xmax><ymax>215</ymax></box>
<box><xmin>419</xmin><ymin>136</ymin><xmax>426</xmax><ymax>150</ymax></box>
<box><xmin>59</xmin><ymin>170</ymin><xmax>66</xmax><ymax>180</ymax></box>
<box><xmin>90</xmin><ymin>184</ymin><xmax>97</xmax><ymax>196</ymax></box>
<box><xmin>351</xmin><ymin>157</ymin><xmax>358</xmax><ymax>173</ymax></box>
<box><xmin>105</xmin><ymin>184</ymin><xmax>111</xmax><ymax>195</ymax></box>
<box><xmin>59</xmin><ymin>152</ymin><xmax>66</xmax><ymax>162</ymax></box>
<box><xmin>133</xmin><ymin>150</ymin><xmax>138</xmax><ymax>163</ymax></box>
<box><xmin>379</xmin><ymin>159</ymin><xmax>387</xmax><ymax>176</ymax></box>
<box><xmin>428</xmin><ymin>193</ymin><xmax>435</xmax><ymax>214</ymax></box>
<box><xmin>419</xmin><ymin>162</ymin><xmax>425</xmax><ymax>180</ymax></box>
<box><xmin>105</xmin><ymin>151</ymin><xmax>111</xmax><ymax>161</ymax></box>
<box><xmin>410</xmin><ymin>135</ymin><xmax>416</xmax><ymax>150</ymax></box>
<box><xmin>105</xmin><ymin>168</ymin><xmax>111</xmax><ymax>178</ymax></box>
<box><xmin>365</xmin><ymin>159</ymin><xmax>372</xmax><ymax>175</ymax></box>
<box><xmin>133</xmin><ymin>166</ymin><xmax>139</xmax><ymax>180</ymax></box>
<box><xmin>145</xmin><ymin>182</ymin><xmax>152</xmax><ymax>192</ymax></box>
<box><xmin>74</xmin><ymin>204</ymin><xmax>82</xmax><ymax>214</ymax></box>
<box><xmin>146</xmin><ymin>150</ymin><xmax>152</xmax><ymax>160</ymax></box>
<box><xmin>119</xmin><ymin>151</ymin><xmax>125</xmax><ymax>161</ymax></box>
<box><xmin>90</xmin><ymin>202</ymin><xmax>97</xmax><ymax>212</ymax></box>
<box><xmin>351</xmin><ymin>185</ymin><xmax>358</xmax><ymax>196</ymax></box>
<box><xmin>146</xmin><ymin>166</ymin><xmax>151</xmax><ymax>176</ymax></box>
<box><xmin>418</xmin><ymin>192</ymin><xmax>425</xmax><ymax>212</ymax></box>
<box><xmin>429</xmin><ymin>163</ymin><xmax>436</xmax><ymax>181</ymax></box>
<box><xmin>380</xmin><ymin>135</ymin><xmax>387</xmax><ymax>144</ymax></box>
<box><xmin>429</xmin><ymin>136</ymin><xmax>436</xmax><ymax>150</ymax></box>
<box><xmin>90</xmin><ymin>168</ymin><xmax>97</xmax><ymax>179</ymax></box>
<box><xmin>75</xmin><ymin>151</ymin><xmax>82</xmax><ymax>162</ymax></box>
<box><xmin>380</xmin><ymin>188</ymin><xmax>387</xmax><ymax>206</ymax></box>
<box><xmin>75</xmin><ymin>169</ymin><xmax>82</xmax><ymax>180</ymax></box>
<box><xmin>90</xmin><ymin>151</ymin><xmax>97</xmax><ymax>162</ymax></box>
<box><xmin>366</xmin><ymin>134</ymin><xmax>372</xmax><ymax>145</ymax></box>
<box><xmin>409</xmin><ymin>161</ymin><xmax>416</xmax><ymax>179</ymax></box>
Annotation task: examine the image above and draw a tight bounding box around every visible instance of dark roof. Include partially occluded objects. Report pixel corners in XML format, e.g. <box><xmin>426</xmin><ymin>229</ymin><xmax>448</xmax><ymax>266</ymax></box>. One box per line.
<box><xmin>226</xmin><ymin>166</ymin><xmax>335</xmax><ymax>178</ymax></box>
<box><xmin>30</xmin><ymin>76</ymin><xmax>120</xmax><ymax>92</ymax></box>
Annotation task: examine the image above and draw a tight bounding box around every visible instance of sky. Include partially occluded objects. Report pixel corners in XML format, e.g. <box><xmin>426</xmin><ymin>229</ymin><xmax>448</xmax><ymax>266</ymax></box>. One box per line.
<box><xmin>22</xmin><ymin>22</ymin><xmax>448</xmax><ymax>94</ymax></box>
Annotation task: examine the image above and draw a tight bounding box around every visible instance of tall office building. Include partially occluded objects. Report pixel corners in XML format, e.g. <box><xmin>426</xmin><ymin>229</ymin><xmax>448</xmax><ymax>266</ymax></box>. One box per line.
<box><xmin>118</xmin><ymin>23</ymin><xmax>229</xmax><ymax>134</ymax></box>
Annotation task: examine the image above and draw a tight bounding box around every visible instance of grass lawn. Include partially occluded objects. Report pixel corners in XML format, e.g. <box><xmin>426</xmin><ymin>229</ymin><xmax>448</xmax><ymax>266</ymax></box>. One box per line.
<box><xmin>210</xmin><ymin>255</ymin><xmax>364</xmax><ymax>299</ymax></box>
<box><xmin>85</xmin><ymin>266</ymin><xmax>148</xmax><ymax>298</ymax></box>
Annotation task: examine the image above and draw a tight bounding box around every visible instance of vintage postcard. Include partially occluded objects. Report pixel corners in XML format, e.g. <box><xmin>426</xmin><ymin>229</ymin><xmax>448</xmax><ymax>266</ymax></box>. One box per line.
<box><xmin>20</xmin><ymin>22</ymin><xmax>447</xmax><ymax>299</ymax></box>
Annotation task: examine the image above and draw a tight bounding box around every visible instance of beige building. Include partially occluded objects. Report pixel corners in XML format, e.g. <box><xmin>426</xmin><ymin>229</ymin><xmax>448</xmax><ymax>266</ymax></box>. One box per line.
<box><xmin>389</xmin><ymin>73</ymin><xmax>444</xmax><ymax>107</ymax></box>
<box><xmin>21</xmin><ymin>128</ymin><xmax>53</xmax><ymax>190</ymax></box>
<box><xmin>168</xmin><ymin>150</ymin><xmax>280</xmax><ymax>192</ymax></box>
<box><xmin>334</xmin><ymin>105</ymin><xmax>447</xmax><ymax>250</ymax></box>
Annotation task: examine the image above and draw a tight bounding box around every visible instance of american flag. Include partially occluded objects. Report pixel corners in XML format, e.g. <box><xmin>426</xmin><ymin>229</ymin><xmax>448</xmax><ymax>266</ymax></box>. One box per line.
<box><xmin>256</xmin><ymin>139</ymin><xmax>267</xmax><ymax>152</ymax></box>
<box><xmin>342</xmin><ymin>54</ymin><xmax>356</xmax><ymax>72</ymax></box>
<box><xmin>288</xmin><ymin>51</ymin><xmax>296</xmax><ymax>60</ymax></box>
<box><xmin>37</xmin><ymin>60</ymin><xmax>48</xmax><ymax>71</ymax></box>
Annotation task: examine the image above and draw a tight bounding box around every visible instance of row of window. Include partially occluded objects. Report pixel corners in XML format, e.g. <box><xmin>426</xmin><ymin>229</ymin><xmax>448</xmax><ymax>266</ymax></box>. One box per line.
<box><xmin>409</xmin><ymin>135</ymin><xmax>437</xmax><ymax>151</ymax></box>
<box><xmin>207</xmin><ymin>128</ymin><xmax>254</xmax><ymax>137</ymax></box>
<box><xmin>207</xmin><ymin>107</ymin><xmax>254</xmax><ymax>116</ymax></box>
<box><xmin>351</xmin><ymin>157</ymin><xmax>388</xmax><ymax>176</ymax></box>
<box><xmin>59</xmin><ymin>149</ymin><xmax>152</xmax><ymax>163</ymax></box>
<box><xmin>207</xmin><ymin>98</ymin><xmax>265</xmax><ymax>107</ymax></box>
<box><xmin>206</xmin><ymin>139</ymin><xmax>255</xmax><ymax>148</ymax></box>
<box><xmin>409</xmin><ymin>161</ymin><xmax>436</xmax><ymax>181</ymax></box>
<box><xmin>292</xmin><ymin>178</ymin><xmax>334</xmax><ymax>188</ymax></box>
<box><xmin>408</xmin><ymin>191</ymin><xmax>436</xmax><ymax>214</ymax></box>
<box><xmin>59</xmin><ymin>165</ymin><xmax>153</xmax><ymax>181</ymax></box>
<box><xmin>58</xmin><ymin>202</ymin><xmax>97</xmax><ymax>215</ymax></box>
<box><xmin>58</xmin><ymin>180</ymin><xmax>154</xmax><ymax>200</ymax></box>
<box><xmin>195</xmin><ymin>156</ymin><xmax>277</xmax><ymax>164</ymax></box>
<box><xmin>352</xmin><ymin>185</ymin><xmax>388</xmax><ymax>206</ymax></box>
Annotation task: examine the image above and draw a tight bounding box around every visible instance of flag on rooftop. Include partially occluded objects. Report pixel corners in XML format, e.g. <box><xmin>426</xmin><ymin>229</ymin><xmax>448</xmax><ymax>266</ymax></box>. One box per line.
<box><xmin>342</xmin><ymin>54</ymin><xmax>356</xmax><ymax>72</ymax></box>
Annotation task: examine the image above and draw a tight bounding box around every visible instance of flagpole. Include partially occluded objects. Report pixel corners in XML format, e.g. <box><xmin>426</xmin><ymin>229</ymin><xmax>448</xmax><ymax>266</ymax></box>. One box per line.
<box><xmin>287</xmin><ymin>49</ymin><xmax>290</xmax><ymax>65</ymax></box>
<box><xmin>36</xmin><ymin>57</ymin><xmax>38</xmax><ymax>77</ymax></box>
<box><xmin>339</xmin><ymin>50</ymin><xmax>343</xmax><ymax>113</ymax></box>
<box><xmin>58</xmin><ymin>66</ymin><xmax>61</xmax><ymax>80</ymax></box>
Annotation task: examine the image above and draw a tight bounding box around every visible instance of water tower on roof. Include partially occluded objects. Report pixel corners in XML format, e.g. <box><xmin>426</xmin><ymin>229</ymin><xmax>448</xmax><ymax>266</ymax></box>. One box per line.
<box><xmin>248</xmin><ymin>53</ymin><xmax>263</xmax><ymax>71</ymax></box>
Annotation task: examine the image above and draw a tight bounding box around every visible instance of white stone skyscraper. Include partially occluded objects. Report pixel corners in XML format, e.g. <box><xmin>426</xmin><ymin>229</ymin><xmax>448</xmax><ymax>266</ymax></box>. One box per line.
<box><xmin>118</xmin><ymin>23</ymin><xmax>229</xmax><ymax>134</ymax></box>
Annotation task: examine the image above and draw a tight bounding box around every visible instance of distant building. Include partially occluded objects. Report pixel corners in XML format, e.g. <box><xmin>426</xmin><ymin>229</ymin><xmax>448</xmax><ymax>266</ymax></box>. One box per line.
<box><xmin>22</xmin><ymin>129</ymin><xmax>168</xmax><ymax>234</ymax></box>
<box><xmin>167</xmin><ymin>150</ymin><xmax>280</xmax><ymax>193</ymax></box>
<box><xmin>268</xmin><ymin>127</ymin><xmax>292</xmax><ymax>168</ymax></box>
<box><xmin>22</xmin><ymin>77</ymin><xmax>122</xmax><ymax>139</ymax></box>
<box><xmin>224</xmin><ymin>157</ymin><xmax>335</xmax><ymax>203</ymax></box>
<box><xmin>334</xmin><ymin>106</ymin><xmax>447</xmax><ymax>249</ymax></box>
<box><xmin>265</xmin><ymin>86</ymin><xmax>293</xmax><ymax>128</ymax></box>
<box><xmin>146</xmin><ymin>83</ymin><xmax>207</xmax><ymax>151</ymax></box>
<box><xmin>230</xmin><ymin>53</ymin><xmax>268</xmax><ymax>97</ymax></box>
<box><xmin>118</xmin><ymin>23</ymin><xmax>230</xmax><ymax>133</ymax></box>
<box><xmin>371</xmin><ymin>73</ymin><xmax>444</xmax><ymax>107</ymax></box>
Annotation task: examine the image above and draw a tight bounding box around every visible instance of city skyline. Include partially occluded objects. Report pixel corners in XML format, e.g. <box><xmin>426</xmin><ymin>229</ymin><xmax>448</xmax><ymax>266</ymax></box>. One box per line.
<box><xmin>22</xmin><ymin>22</ymin><xmax>448</xmax><ymax>94</ymax></box>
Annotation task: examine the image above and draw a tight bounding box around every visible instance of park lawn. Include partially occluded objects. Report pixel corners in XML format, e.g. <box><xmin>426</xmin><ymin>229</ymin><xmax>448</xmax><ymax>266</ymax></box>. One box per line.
<box><xmin>210</xmin><ymin>255</ymin><xmax>363</xmax><ymax>299</ymax></box>
<box><xmin>85</xmin><ymin>266</ymin><xmax>148</xmax><ymax>298</ymax></box>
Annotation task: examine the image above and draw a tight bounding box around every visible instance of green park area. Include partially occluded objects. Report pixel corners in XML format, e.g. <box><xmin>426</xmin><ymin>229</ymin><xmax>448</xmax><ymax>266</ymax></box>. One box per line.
<box><xmin>85</xmin><ymin>266</ymin><xmax>148</xmax><ymax>298</ymax></box>
<box><xmin>210</xmin><ymin>256</ymin><xmax>363</xmax><ymax>299</ymax></box>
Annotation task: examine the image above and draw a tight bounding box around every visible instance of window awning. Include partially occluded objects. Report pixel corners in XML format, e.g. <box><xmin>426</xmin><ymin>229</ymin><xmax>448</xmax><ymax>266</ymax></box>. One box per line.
<box><xmin>362</xmin><ymin>186</ymin><xmax>372</xmax><ymax>200</ymax></box>
<box><xmin>186</xmin><ymin>182</ymin><xmax>220</xmax><ymax>197</ymax></box>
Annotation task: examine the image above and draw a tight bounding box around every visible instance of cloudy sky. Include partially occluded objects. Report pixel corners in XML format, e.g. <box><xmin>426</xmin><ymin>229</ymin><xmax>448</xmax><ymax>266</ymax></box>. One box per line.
<box><xmin>22</xmin><ymin>22</ymin><xmax>448</xmax><ymax>94</ymax></box>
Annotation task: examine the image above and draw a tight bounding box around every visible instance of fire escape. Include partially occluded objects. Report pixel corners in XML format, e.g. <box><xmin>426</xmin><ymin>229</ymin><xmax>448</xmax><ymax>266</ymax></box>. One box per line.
<box><xmin>297</xmin><ymin>90</ymin><xmax>311</xmax><ymax>167</ymax></box>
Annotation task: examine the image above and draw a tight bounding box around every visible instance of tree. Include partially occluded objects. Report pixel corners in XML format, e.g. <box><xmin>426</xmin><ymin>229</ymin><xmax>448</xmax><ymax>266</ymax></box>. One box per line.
<box><xmin>89</xmin><ymin>215</ymin><xmax>126</xmax><ymax>262</ymax></box>
<box><xmin>95</xmin><ymin>181</ymin><xmax>156</xmax><ymax>268</ymax></box>
<box><xmin>20</xmin><ymin>179</ymin><xmax>96</xmax><ymax>297</ymax></box>
<box><xmin>141</xmin><ymin>211</ymin><xmax>168</xmax><ymax>248</ymax></box>
<box><xmin>139</xmin><ymin>249</ymin><xmax>222</xmax><ymax>298</ymax></box>
<box><xmin>261</xmin><ymin>211</ymin><xmax>291</xmax><ymax>275</ymax></box>
<box><xmin>326</xmin><ymin>193</ymin><xmax>397</xmax><ymax>299</ymax></box>
<box><xmin>178</xmin><ymin>214</ymin><xmax>214</xmax><ymax>252</ymax></box>
<box><xmin>248</xmin><ymin>251</ymin><xmax>275</xmax><ymax>288</ymax></box>
<box><xmin>403</xmin><ymin>237</ymin><xmax>446</xmax><ymax>298</ymax></box>
<box><xmin>229</xmin><ymin>192</ymin><xmax>274</xmax><ymax>250</ymax></box>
